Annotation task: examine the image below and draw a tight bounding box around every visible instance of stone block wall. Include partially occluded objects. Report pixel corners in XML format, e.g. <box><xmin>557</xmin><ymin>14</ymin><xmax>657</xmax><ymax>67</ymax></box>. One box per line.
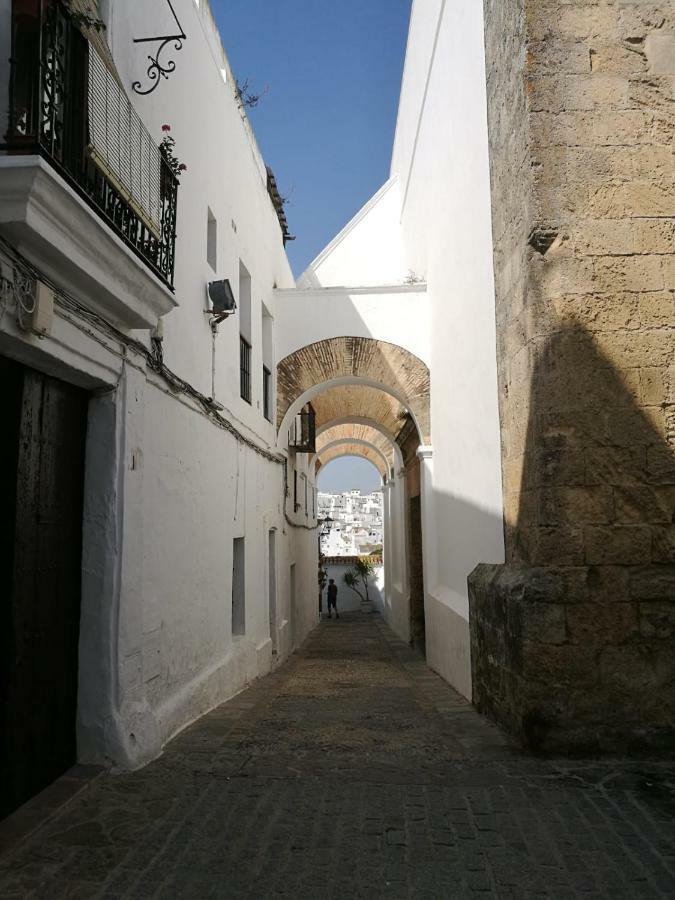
<box><xmin>471</xmin><ymin>0</ymin><xmax>675</xmax><ymax>752</ymax></box>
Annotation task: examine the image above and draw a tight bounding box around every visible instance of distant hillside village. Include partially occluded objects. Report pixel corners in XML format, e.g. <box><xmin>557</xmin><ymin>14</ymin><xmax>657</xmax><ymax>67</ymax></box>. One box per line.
<box><xmin>318</xmin><ymin>491</ymin><xmax>383</xmax><ymax>557</ymax></box>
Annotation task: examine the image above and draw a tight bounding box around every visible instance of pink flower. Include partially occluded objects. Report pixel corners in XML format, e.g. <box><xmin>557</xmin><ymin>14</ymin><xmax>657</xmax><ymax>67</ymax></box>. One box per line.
<box><xmin>161</xmin><ymin>124</ymin><xmax>171</xmax><ymax>132</ymax></box>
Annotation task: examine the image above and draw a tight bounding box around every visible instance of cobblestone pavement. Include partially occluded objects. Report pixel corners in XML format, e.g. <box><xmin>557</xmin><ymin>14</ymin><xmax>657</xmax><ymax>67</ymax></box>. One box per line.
<box><xmin>1</xmin><ymin>613</ymin><xmax>675</xmax><ymax>899</ymax></box>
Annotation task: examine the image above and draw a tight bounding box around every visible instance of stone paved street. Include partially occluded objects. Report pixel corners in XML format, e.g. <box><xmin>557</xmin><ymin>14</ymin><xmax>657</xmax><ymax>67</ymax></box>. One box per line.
<box><xmin>1</xmin><ymin>613</ymin><xmax>674</xmax><ymax>899</ymax></box>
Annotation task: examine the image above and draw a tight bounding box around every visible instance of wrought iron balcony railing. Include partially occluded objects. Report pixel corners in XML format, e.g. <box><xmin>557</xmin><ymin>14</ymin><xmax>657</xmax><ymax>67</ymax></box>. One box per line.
<box><xmin>4</xmin><ymin>0</ymin><xmax>178</xmax><ymax>289</ymax></box>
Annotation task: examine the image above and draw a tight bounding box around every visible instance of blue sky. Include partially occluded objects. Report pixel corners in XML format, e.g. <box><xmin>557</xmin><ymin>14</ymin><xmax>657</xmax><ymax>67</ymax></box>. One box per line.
<box><xmin>317</xmin><ymin>456</ymin><xmax>382</xmax><ymax>494</ymax></box>
<box><xmin>212</xmin><ymin>0</ymin><xmax>412</xmax><ymax>276</ymax></box>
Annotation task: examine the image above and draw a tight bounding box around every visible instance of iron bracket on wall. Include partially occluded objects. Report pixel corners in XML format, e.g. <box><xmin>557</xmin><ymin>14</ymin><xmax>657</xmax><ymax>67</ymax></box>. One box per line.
<box><xmin>132</xmin><ymin>0</ymin><xmax>186</xmax><ymax>96</ymax></box>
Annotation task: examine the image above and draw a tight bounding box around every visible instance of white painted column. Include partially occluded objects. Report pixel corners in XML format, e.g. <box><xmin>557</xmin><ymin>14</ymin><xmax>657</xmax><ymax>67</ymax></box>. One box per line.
<box><xmin>114</xmin><ymin>361</ymin><xmax>162</xmax><ymax>766</ymax></box>
<box><xmin>79</xmin><ymin>357</ymin><xmax>161</xmax><ymax>769</ymax></box>
<box><xmin>384</xmin><ymin>469</ymin><xmax>411</xmax><ymax>644</ymax></box>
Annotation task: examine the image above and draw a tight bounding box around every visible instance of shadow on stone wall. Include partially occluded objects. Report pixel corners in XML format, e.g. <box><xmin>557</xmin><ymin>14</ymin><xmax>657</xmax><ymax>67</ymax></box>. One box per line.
<box><xmin>470</xmin><ymin>322</ymin><xmax>675</xmax><ymax>755</ymax></box>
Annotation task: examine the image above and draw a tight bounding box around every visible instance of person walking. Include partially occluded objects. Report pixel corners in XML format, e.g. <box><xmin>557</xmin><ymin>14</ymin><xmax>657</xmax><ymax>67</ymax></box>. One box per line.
<box><xmin>326</xmin><ymin>578</ymin><xmax>339</xmax><ymax>619</ymax></box>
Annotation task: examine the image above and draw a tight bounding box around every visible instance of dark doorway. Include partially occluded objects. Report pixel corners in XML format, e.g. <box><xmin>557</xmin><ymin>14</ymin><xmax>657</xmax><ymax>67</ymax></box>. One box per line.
<box><xmin>408</xmin><ymin>494</ymin><xmax>425</xmax><ymax>653</ymax></box>
<box><xmin>397</xmin><ymin>416</ymin><xmax>426</xmax><ymax>654</ymax></box>
<box><xmin>0</xmin><ymin>357</ymin><xmax>88</xmax><ymax>819</ymax></box>
<box><xmin>268</xmin><ymin>530</ymin><xmax>278</xmax><ymax>654</ymax></box>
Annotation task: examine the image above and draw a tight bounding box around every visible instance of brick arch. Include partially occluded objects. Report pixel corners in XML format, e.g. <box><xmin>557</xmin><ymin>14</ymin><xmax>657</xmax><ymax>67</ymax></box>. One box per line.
<box><xmin>316</xmin><ymin>424</ymin><xmax>395</xmax><ymax>470</ymax></box>
<box><xmin>277</xmin><ymin>337</ymin><xmax>430</xmax><ymax>442</ymax></box>
<box><xmin>311</xmin><ymin>386</ymin><xmax>406</xmax><ymax>441</ymax></box>
<box><xmin>316</xmin><ymin>443</ymin><xmax>388</xmax><ymax>479</ymax></box>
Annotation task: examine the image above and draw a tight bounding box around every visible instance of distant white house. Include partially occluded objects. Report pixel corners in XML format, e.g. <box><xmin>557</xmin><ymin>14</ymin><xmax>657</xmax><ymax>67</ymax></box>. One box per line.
<box><xmin>318</xmin><ymin>490</ymin><xmax>383</xmax><ymax>557</ymax></box>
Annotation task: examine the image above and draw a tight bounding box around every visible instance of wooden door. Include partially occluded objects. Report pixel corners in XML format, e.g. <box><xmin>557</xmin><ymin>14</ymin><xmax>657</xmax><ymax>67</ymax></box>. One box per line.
<box><xmin>0</xmin><ymin>357</ymin><xmax>88</xmax><ymax>819</ymax></box>
<box><xmin>408</xmin><ymin>495</ymin><xmax>426</xmax><ymax>653</ymax></box>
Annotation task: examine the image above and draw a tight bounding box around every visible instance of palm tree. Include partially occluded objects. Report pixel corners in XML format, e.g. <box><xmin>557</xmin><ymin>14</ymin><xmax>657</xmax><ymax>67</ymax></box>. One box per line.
<box><xmin>343</xmin><ymin>557</ymin><xmax>374</xmax><ymax>604</ymax></box>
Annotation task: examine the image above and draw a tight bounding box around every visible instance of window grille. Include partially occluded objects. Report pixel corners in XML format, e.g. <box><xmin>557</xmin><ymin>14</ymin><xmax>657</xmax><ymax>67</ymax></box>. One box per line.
<box><xmin>263</xmin><ymin>366</ymin><xmax>272</xmax><ymax>422</ymax></box>
<box><xmin>240</xmin><ymin>335</ymin><xmax>251</xmax><ymax>403</ymax></box>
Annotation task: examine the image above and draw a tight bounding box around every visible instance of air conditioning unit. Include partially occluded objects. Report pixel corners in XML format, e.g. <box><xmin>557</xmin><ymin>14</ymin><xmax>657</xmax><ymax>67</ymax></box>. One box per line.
<box><xmin>206</xmin><ymin>279</ymin><xmax>237</xmax><ymax>319</ymax></box>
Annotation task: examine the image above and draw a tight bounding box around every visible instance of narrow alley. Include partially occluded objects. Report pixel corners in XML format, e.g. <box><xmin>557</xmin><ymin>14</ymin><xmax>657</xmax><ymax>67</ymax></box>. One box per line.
<box><xmin>1</xmin><ymin>613</ymin><xmax>674</xmax><ymax>900</ymax></box>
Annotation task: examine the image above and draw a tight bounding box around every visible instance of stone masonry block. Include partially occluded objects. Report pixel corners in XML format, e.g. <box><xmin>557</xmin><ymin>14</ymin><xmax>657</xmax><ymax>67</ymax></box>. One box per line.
<box><xmin>568</xmin><ymin>220</ymin><xmax>635</xmax><ymax>256</ymax></box>
<box><xmin>531</xmin><ymin>526</ymin><xmax>586</xmax><ymax>566</ymax></box>
<box><xmin>522</xmin><ymin>641</ymin><xmax>599</xmax><ymax>685</ymax></box>
<box><xmin>599</xmin><ymin>644</ymin><xmax>670</xmax><ymax>692</ymax></box>
<box><xmin>599</xmin><ymin>328</ymin><xmax>673</xmax><ymax>368</ymax></box>
<box><xmin>647</xmin><ymin>445</ymin><xmax>675</xmax><ymax>484</ymax></box>
<box><xmin>593</xmin><ymin>256</ymin><xmax>665</xmax><ymax>292</ymax></box>
<box><xmin>646</xmin><ymin>32</ymin><xmax>675</xmax><ymax>75</ymax></box>
<box><xmin>640</xmin><ymin>292</ymin><xmax>675</xmax><ymax>328</ymax></box>
<box><xmin>629</xmin><ymin>565</ymin><xmax>675</xmax><ymax>600</ymax></box>
<box><xmin>554</xmin><ymin>294</ymin><xmax>640</xmax><ymax>333</ymax></box>
<box><xmin>585</xmin><ymin>525</ymin><xmax>652</xmax><ymax>565</ymax></box>
<box><xmin>565</xmin><ymin>74</ymin><xmax>630</xmax><ymax>110</ymax></box>
<box><xmin>528</xmin><ymin>40</ymin><xmax>592</xmax><ymax>76</ymax></box>
<box><xmin>628</xmin><ymin>147</ymin><xmax>675</xmax><ymax>182</ymax></box>
<box><xmin>586</xmin><ymin>445</ymin><xmax>648</xmax><ymax>488</ymax></box>
<box><xmin>556</xmin><ymin>6</ymin><xmax>620</xmax><ymax>40</ymax></box>
<box><xmin>566</xmin><ymin>602</ymin><xmax>638</xmax><ymax>645</ymax></box>
<box><xmin>662</xmin><ymin>254</ymin><xmax>675</xmax><ymax>290</ymax></box>
<box><xmin>640</xmin><ymin>600</ymin><xmax>675</xmax><ymax>638</ymax></box>
<box><xmin>538</xmin><ymin>486</ymin><xmax>614</xmax><ymax>525</ymax></box>
<box><xmin>592</xmin><ymin>109</ymin><xmax>657</xmax><ymax>145</ymax></box>
<box><xmin>639</xmin><ymin>368</ymin><xmax>668</xmax><ymax>406</ymax></box>
<box><xmin>619</xmin><ymin>8</ymin><xmax>672</xmax><ymax>43</ymax></box>
<box><xmin>652</xmin><ymin>526</ymin><xmax>675</xmax><ymax>562</ymax></box>
<box><xmin>587</xmin><ymin>565</ymin><xmax>631</xmax><ymax>603</ymax></box>
<box><xmin>535</xmin><ymin>447</ymin><xmax>586</xmax><ymax>486</ymax></box>
<box><xmin>518</xmin><ymin>602</ymin><xmax>567</xmax><ymax>645</ymax></box>
<box><xmin>589</xmin><ymin>42</ymin><xmax>649</xmax><ymax>76</ymax></box>
<box><xmin>614</xmin><ymin>484</ymin><xmax>673</xmax><ymax>524</ymax></box>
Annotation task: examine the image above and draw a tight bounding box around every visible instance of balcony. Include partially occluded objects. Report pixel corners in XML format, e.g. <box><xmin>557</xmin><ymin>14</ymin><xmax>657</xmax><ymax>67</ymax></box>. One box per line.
<box><xmin>0</xmin><ymin>0</ymin><xmax>178</xmax><ymax>329</ymax></box>
<box><xmin>289</xmin><ymin>403</ymin><xmax>316</xmax><ymax>454</ymax></box>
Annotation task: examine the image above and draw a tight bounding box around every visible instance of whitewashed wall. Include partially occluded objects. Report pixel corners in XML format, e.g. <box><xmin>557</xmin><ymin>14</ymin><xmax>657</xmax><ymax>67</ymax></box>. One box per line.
<box><xmin>323</xmin><ymin>563</ymin><xmax>384</xmax><ymax>614</ymax></box>
<box><xmin>391</xmin><ymin>0</ymin><xmax>505</xmax><ymax>698</ymax></box>
<box><xmin>0</xmin><ymin>0</ymin><xmax>318</xmax><ymax>769</ymax></box>
<box><xmin>296</xmin><ymin>178</ymin><xmax>407</xmax><ymax>289</ymax></box>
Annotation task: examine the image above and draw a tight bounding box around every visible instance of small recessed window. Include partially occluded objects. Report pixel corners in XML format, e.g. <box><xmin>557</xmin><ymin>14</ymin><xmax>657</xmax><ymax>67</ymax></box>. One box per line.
<box><xmin>207</xmin><ymin>209</ymin><xmax>217</xmax><ymax>271</ymax></box>
<box><xmin>232</xmin><ymin>537</ymin><xmax>245</xmax><ymax>636</ymax></box>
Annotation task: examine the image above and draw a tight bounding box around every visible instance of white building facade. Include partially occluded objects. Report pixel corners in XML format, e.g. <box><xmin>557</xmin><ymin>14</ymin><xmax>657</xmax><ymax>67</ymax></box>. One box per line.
<box><xmin>0</xmin><ymin>0</ymin><xmax>319</xmax><ymax>816</ymax></box>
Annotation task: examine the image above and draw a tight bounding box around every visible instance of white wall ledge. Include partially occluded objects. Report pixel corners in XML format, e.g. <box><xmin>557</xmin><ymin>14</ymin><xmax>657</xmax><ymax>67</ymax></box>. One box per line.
<box><xmin>275</xmin><ymin>283</ymin><xmax>427</xmax><ymax>296</ymax></box>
